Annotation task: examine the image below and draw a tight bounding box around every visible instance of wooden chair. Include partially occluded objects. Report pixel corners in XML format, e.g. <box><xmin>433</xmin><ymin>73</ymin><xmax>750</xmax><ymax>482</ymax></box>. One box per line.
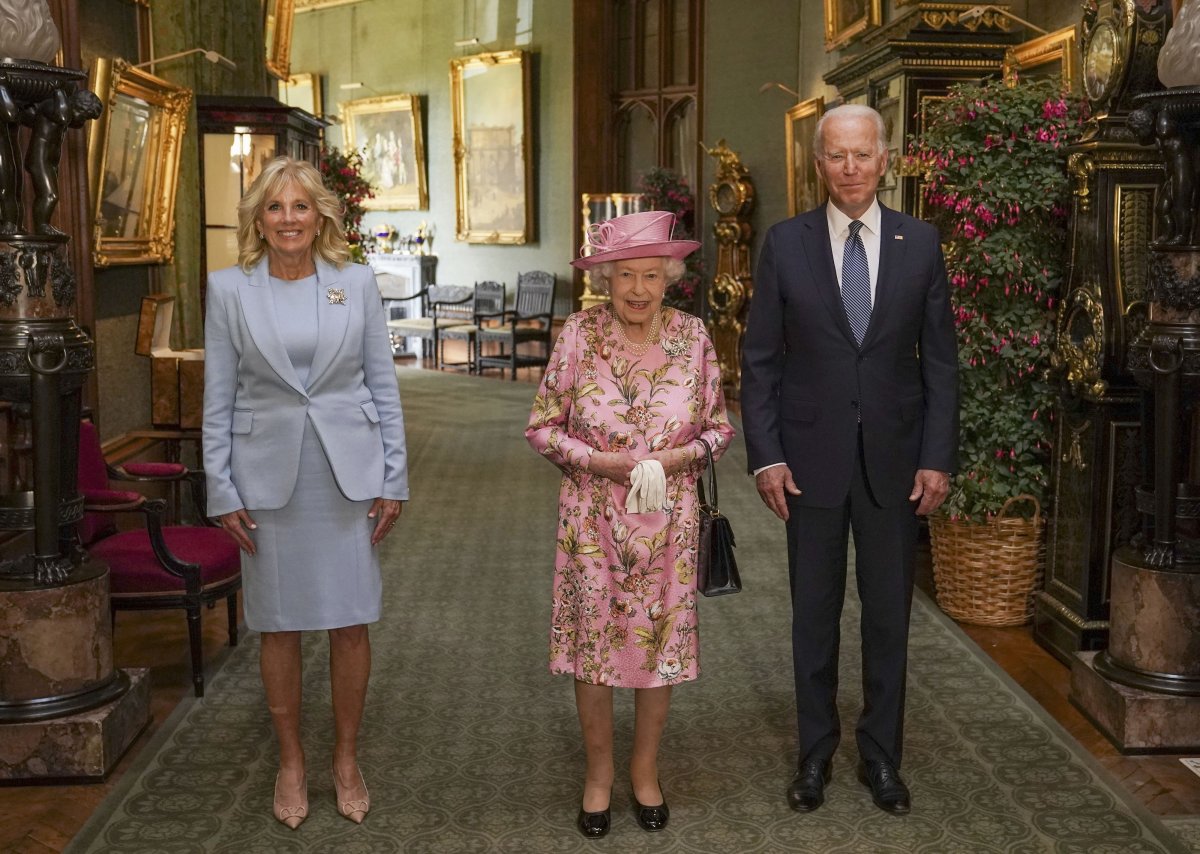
<box><xmin>384</xmin><ymin>284</ymin><xmax>474</xmax><ymax>362</ymax></box>
<box><xmin>438</xmin><ymin>281</ymin><xmax>506</xmax><ymax>373</ymax></box>
<box><xmin>475</xmin><ymin>271</ymin><xmax>556</xmax><ymax>380</ymax></box>
<box><xmin>77</xmin><ymin>421</ymin><xmax>241</xmax><ymax>697</ymax></box>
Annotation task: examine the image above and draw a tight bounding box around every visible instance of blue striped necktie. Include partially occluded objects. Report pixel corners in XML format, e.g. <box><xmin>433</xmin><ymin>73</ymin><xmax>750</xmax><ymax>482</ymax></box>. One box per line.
<box><xmin>842</xmin><ymin>219</ymin><xmax>871</xmax><ymax>346</ymax></box>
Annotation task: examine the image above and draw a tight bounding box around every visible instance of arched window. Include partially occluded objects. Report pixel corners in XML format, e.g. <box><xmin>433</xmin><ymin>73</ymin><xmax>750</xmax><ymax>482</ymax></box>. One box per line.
<box><xmin>611</xmin><ymin>0</ymin><xmax>702</xmax><ymax>193</ymax></box>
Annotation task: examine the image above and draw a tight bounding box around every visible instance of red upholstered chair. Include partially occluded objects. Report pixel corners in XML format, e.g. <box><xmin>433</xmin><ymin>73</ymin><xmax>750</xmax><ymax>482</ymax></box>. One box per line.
<box><xmin>77</xmin><ymin>421</ymin><xmax>241</xmax><ymax>697</ymax></box>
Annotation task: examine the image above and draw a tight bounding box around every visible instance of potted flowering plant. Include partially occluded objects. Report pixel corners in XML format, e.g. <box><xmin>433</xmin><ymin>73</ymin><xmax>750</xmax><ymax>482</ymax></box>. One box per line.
<box><xmin>637</xmin><ymin>167</ymin><xmax>704</xmax><ymax>312</ymax></box>
<box><xmin>319</xmin><ymin>146</ymin><xmax>375</xmax><ymax>264</ymax></box>
<box><xmin>907</xmin><ymin>76</ymin><xmax>1082</xmax><ymax>625</ymax></box>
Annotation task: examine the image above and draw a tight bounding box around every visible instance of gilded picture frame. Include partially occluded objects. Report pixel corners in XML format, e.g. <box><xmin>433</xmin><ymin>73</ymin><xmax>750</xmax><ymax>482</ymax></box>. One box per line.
<box><xmin>264</xmin><ymin>0</ymin><xmax>295</xmax><ymax>80</ymax></box>
<box><xmin>342</xmin><ymin>94</ymin><xmax>429</xmax><ymax>210</ymax></box>
<box><xmin>824</xmin><ymin>0</ymin><xmax>881</xmax><ymax>50</ymax></box>
<box><xmin>785</xmin><ymin>97</ymin><xmax>826</xmax><ymax>217</ymax></box>
<box><xmin>87</xmin><ymin>57</ymin><xmax>192</xmax><ymax>267</ymax></box>
<box><xmin>450</xmin><ymin>50</ymin><xmax>533</xmax><ymax>244</ymax></box>
<box><xmin>1003</xmin><ymin>26</ymin><xmax>1080</xmax><ymax>93</ymax></box>
<box><xmin>279</xmin><ymin>72</ymin><xmax>322</xmax><ymax>117</ymax></box>
<box><xmin>295</xmin><ymin>0</ymin><xmax>362</xmax><ymax>10</ymax></box>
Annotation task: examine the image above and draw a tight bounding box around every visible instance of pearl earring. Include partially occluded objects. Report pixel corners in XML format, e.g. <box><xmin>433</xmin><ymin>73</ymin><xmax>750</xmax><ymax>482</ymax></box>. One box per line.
<box><xmin>316</xmin><ymin>229</ymin><xmax>321</xmax><ymax>237</ymax></box>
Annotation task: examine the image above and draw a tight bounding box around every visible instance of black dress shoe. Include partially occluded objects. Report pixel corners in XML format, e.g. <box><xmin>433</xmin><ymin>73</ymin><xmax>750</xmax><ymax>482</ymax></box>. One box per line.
<box><xmin>787</xmin><ymin>759</ymin><xmax>832</xmax><ymax>812</ymax></box>
<box><xmin>633</xmin><ymin>784</ymin><xmax>669</xmax><ymax>832</ymax></box>
<box><xmin>577</xmin><ymin>806</ymin><xmax>611</xmax><ymax>838</ymax></box>
<box><xmin>857</xmin><ymin>760</ymin><xmax>911</xmax><ymax>815</ymax></box>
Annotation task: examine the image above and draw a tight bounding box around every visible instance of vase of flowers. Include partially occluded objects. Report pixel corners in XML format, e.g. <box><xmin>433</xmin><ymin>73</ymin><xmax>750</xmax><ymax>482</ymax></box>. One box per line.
<box><xmin>907</xmin><ymin>76</ymin><xmax>1083</xmax><ymax>625</ymax></box>
<box><xmin>637</xmin><ymin>167</ymin><xmax>704</xmax><ymax>313</ymax></box>
<box><xmin>319</xmin><ymin>146</ymin><xmax>375</xmax><ymax>264</ymax></box>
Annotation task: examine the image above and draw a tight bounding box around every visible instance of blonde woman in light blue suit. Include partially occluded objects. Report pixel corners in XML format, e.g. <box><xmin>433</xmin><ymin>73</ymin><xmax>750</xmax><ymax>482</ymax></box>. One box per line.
<box><xmin>202</xmin><ymin>156</ymin><xmax>408</xmax><ymax>830</ymax></box>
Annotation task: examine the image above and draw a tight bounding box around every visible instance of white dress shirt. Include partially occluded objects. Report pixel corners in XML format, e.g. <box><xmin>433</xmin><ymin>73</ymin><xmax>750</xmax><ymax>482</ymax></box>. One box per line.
<box><xmin>752</xmin><ymin>199</ymin><xmax>882</xmax><ymax>477</ymax></box>
<box><xmin>828</xmin><ymin>198</ymin><xmax>882</xmax><ymax>306</ymax></box>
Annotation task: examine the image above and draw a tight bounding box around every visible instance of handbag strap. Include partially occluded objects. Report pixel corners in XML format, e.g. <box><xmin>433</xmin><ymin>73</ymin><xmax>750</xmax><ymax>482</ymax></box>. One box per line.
<box><xmin>697</xmin><ymin>437</ymin><xmax>717</xmax><ymax>512</ymax></box>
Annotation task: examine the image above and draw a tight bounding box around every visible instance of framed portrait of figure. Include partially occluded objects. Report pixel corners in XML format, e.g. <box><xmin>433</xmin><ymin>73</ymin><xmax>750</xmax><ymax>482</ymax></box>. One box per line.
<box><xmin>264</xmin><ymin>0</ymin><xmax>295</xmax><ymax>79</ymax></box>
<box><xmin>450</xmin><ymin>50</ymin><xmax>533</xmax><ymax>244</ymax></box>
<box><xmin>785</xmin><ymin>97</ymin><xmax>825</xmax><ymax>217</ymax></box>
<box><xmin>87</xmin><ymin>57</ymin><xmax>192</xmax><ymax>266</ymax></box>
<box><xmin>824</xmin><ymin>0</ymin><xmax>881</xmax><ymax>50</ymax></box>
<box><xmin>342</xmin><ymin>94</ymin><xmax>429</xmax><ymax>210</ymax></box>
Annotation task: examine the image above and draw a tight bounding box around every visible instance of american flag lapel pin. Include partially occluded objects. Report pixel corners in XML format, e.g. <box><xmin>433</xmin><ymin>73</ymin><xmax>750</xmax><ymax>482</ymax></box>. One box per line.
<box><xmin>894</xmin><ymin>234</ymin><xmax>904</xmax><ymax>240</ymax></box>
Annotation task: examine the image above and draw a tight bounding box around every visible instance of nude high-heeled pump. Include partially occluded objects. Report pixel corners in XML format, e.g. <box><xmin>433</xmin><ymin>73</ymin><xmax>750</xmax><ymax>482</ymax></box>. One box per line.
<box><xmin>333</xmin><ymin>763</ymin><xmax>370</xmax><ymax>824</ymax></box>
<box><xmin>273</xmin><ymin>772</ymin><xmax>308</xmax><ymax>830</ymax></box>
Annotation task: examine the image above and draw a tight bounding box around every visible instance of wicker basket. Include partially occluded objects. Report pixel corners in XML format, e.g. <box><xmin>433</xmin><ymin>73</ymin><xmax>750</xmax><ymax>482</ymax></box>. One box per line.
<box><xmin>929</xmin><ymin>495</ymin><xmax>1046</xmax><ymax>627</ymax></box>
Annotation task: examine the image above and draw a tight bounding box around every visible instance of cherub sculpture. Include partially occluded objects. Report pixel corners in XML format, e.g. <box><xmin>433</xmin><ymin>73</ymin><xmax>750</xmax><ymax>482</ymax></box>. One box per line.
<box><xmin>21</xmin><ymin>86</ymin><xmax>101</xmax><ymax>235</ymax></box>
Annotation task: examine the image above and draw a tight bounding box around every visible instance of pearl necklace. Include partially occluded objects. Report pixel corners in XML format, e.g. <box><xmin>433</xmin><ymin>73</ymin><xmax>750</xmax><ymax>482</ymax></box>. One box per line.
<box><xmin>613</xmin><ymin>308</ymin><xmax>661</xmax><ymax>356</ymax></box>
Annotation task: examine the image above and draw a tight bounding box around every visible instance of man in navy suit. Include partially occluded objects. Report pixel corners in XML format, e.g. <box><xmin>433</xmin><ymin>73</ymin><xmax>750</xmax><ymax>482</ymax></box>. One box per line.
<box><xmin>741</xmin><ymin>105</ymin><xmax>958</xmax><ymax>815</ymax></box>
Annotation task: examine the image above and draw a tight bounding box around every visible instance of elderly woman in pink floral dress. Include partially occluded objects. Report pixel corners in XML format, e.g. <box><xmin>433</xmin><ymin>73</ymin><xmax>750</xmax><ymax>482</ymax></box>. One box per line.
<box><xmin>526</xmin><ymin>211</ymin><xmax>734</xmax><ymax>839</ymax></box>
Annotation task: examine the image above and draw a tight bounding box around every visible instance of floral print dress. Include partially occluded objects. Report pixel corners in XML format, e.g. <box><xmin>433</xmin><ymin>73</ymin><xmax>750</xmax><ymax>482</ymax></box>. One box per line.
<box><xmin>526</xmin><ymin>304</ymin><xmax>734</xmax><ymax>688</ymax></box>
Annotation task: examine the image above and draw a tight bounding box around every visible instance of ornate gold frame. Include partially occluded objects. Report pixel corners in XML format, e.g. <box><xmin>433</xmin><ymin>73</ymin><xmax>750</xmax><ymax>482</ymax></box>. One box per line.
<box><xmin>295</xmin><ymin>0</ymin><xmax>362</xmax><ymax>10</ymax></box>
<box><xmin>450</xmin><ymin>50</ymin><xmax>533</xmax><ymax>244</ymax></box>
<box><xmin>1003</xmin><ymin>26</ymin><xmax>1080</xmax><ymax>92</ymax></box>
<box><xmin>87</xmin><ymin>57</ymin><xmax>191</xmax><ymax>267</ymax></box>
<box><xmin>785</xmin><ymin>96</ymin><xmax>826</xmax><ymax>216</ymax></box>
<box><xmin>824</xmin><ymin>0</ymin><xmax>881</xmax><ymax>50</ymax></box>
<box><xmin>341</xmin><ymin>93</ymin><xmax>429</xmax><ymax>210</ymax></box>
<box><xmin>279</xmin><ymin>72</ymin><xmax>322</xmax><ymax>117</ymax></box>
<box><xmin>265</xmin><ymin>0</ymin><xmax>295</xmax><ymax>80</ymax></box>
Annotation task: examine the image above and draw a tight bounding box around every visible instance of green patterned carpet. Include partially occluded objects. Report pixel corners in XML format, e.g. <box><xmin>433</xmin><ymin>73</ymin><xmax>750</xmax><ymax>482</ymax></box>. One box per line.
<box><xmin>66</xmin><ymin>370</ymin><xmax>1195</xmax><ymax>853</ymax></box>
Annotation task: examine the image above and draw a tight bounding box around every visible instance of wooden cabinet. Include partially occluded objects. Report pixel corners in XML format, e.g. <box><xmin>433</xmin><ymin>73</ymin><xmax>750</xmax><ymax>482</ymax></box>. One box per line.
<box><xmin>197</xmin><ymin>95</ymin><xmax>325</xmax><ymax>289</ymax></box>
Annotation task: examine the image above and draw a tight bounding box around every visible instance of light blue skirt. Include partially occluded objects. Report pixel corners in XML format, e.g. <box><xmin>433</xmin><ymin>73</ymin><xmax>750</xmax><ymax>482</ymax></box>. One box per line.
<box><xmin>240</xmin><ymin>419</ymin><xmax>382</xmax><ymax>632</ymax></box>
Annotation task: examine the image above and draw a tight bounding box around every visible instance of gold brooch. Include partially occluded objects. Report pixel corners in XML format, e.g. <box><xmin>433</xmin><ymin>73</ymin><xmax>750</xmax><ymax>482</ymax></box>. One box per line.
<box><xmin>327</xmin><ymin>287</ymin><xmax>346</xmax><ymax>305</ymax></box>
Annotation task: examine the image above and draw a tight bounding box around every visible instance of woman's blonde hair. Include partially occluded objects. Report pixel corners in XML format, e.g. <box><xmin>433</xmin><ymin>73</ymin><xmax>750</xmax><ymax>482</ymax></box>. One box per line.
<box><xmin>236</xmin><ymin>156</ymin><xmax>351</xmax><ymax>272</ymax></box>
<box><xmin>590</xmin><ymin>256</ymin><xmax>686</xmax><ymax>296</ymax></box>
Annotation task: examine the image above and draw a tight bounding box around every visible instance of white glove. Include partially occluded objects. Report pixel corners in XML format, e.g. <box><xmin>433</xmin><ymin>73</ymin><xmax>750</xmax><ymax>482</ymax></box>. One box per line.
<box><xmin>626</xmin><ymin>458</ymin><xmax>666</xmax><ymax>513</ymax></box>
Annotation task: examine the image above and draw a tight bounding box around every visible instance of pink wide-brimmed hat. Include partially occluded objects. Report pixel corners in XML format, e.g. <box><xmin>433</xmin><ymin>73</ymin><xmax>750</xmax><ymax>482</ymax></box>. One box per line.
<box><xmin>571</xmin><ymin>210</ymin><xmax>700</xmax><ymax>270</ymax></box>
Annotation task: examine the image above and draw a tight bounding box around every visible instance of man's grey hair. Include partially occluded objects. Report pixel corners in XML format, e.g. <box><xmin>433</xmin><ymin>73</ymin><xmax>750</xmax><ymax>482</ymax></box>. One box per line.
<box><xmin>813</xmin><ymin>104</ymin><xmax>888</xmax><ymax>156</ymax></box>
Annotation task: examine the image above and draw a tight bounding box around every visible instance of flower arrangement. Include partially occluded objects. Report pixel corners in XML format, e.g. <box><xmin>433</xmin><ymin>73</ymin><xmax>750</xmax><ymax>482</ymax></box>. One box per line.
<box><xmin>637</xmin><ymin>167</ymin><xmax>704</xmax><ymax>312</ymax></box>
<box><xmin>319</xmin><ymin>146</ymin><xmax>375</xmax><ymax>264</ymax></box>
<box><xmin>907</xmin><ymin>77</ymin><xmax>1083</xmax><ymax>521</ymax></box>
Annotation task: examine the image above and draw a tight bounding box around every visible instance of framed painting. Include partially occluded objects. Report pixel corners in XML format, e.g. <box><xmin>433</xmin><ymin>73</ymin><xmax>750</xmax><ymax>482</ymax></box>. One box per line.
<box><xmin>785</xmin><ymin>97</ymin><xmax>825</xmax><ymax>217</ymax></box>
<box><xmin>87</xmin><ymin>57</ymin><xmax>192</xmax><ymax>266</ymax></box>
<box><xmin>342</xmin><ymin>94</ymin><xmax>429</xmax><ymax>210</ymax></box>
<box><xmin>824</xmin><ymin>0</ymin><xmax>881</xmax><ymax>50</ymax></box>
<box><xmin>279</xmin><ymin>72</ymin><xmax>322</xmax><ymax>117</ymax></box>
<box><xmin>295</xmin><ymin>0</ymin><xmax>363</xmax><ymax>9</ymax></box>
<box><xmin>450</xmin><ymin>50</ymin><xmax>533</xmax><ymax>244</ymax></box>
<box><xmin>1002</xmin><ymin>26</ymin><xmax>1080</xmax><ymax>94</ymax></box>
<box><xmin>264</xmin><ymin>0</ymin><xmax>295</xmax><ymax>79</ymax></box>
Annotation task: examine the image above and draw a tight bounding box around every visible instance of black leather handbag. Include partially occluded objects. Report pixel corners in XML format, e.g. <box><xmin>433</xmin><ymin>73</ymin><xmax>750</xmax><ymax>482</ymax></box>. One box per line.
<box><xmin>696</xmin><ymin>438</ymin><xmax>741</xmax><ymax>597</ymax></box>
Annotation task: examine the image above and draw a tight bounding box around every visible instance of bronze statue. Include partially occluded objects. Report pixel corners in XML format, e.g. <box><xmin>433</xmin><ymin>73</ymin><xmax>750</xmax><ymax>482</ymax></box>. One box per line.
<box><xmin>0</xmin><ymin>78</ymin><xmax>20</xmax><ymax>233</ymax></box>
<box><xmin>1130</xmin><ymin>102</ymin><xmax>1200</xmax><ymax>246</ymax></box>
<box><xmin>21</xmin><ymin>86</ymin><xmax>101</xmax><ymax>236</ymax></box>
<box><xmin>1156</xmin><ymin>111</ymin><xmax>1198</xmax><ymax>245</ymax></box>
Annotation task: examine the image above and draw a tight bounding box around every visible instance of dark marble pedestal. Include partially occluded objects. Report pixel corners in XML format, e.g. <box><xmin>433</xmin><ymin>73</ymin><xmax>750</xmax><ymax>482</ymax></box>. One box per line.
<box><xmin>1071</xmin><ymin>652</ymin><xmax>1200</xmax><ymax>752</ymax></box>
<box><xmin>0</xmin><ymin>667</ymin><xmax>149</xmax><ymax>781</ymax></box>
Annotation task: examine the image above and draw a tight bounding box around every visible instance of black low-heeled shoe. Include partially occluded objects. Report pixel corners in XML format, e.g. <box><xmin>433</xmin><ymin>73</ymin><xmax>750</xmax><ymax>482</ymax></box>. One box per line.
<box><xmin>633</xmin><ymin>783</ymin><xmax>669</xmax><ymax>832</ymax></box>
<box><xmin>577</xmin><ymin>805</ymin><xmax>611</xmax><ymax>839</ymax></box>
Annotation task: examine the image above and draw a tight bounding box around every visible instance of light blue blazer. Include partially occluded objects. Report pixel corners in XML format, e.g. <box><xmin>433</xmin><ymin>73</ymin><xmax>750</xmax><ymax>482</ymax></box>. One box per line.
<box><xmin>202</xmin><ymin>257</ymin><xmax>409</xmax><ymax>517</ymax></box>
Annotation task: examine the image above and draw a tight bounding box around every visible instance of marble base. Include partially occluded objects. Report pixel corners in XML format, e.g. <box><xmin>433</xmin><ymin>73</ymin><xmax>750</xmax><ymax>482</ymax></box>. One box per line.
<box><xmin>1070</xmin><ymin>652</ymin><xmax>1200</xmax><ymax>753</ymax></box>
<box><xmin>1104</xmin><ymin>548</ymin><xmax>1200</xmax><ymax>692</ymax></box>
<box><xmin>0</xmin><ymin>558</ymin><xmax>115</xmax><ymax>707</ymax></box>
<box><xmin>0</xmin><ymin>668</ymin><xmax>150</xmax><ymax>782</ymax></box>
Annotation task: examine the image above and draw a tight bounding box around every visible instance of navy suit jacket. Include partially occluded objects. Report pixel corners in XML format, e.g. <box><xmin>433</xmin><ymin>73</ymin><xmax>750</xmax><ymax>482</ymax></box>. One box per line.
<box><xmin>740</xmin><ymin>203</ymin><xmax>958</xmax><ymax>508</ymax></box>
<box><xmin>202</xmin><ymin>257</ymin><xmax>409</xmax><ymax>516</ymax></box>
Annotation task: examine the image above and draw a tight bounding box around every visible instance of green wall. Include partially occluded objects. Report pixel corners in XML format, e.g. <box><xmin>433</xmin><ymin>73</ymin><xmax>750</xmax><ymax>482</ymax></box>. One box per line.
<box><xmin>290</xmin><ymin>0</ymin><xmax>575</xmax><ymax>310</ymax></box>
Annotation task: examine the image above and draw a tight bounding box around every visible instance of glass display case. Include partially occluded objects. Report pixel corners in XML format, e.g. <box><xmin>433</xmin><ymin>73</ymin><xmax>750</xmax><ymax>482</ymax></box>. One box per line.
<box><xmin>197</xmin><ymin>95</ymin><xmax>326</xmax><ymax>286</ymax></box>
